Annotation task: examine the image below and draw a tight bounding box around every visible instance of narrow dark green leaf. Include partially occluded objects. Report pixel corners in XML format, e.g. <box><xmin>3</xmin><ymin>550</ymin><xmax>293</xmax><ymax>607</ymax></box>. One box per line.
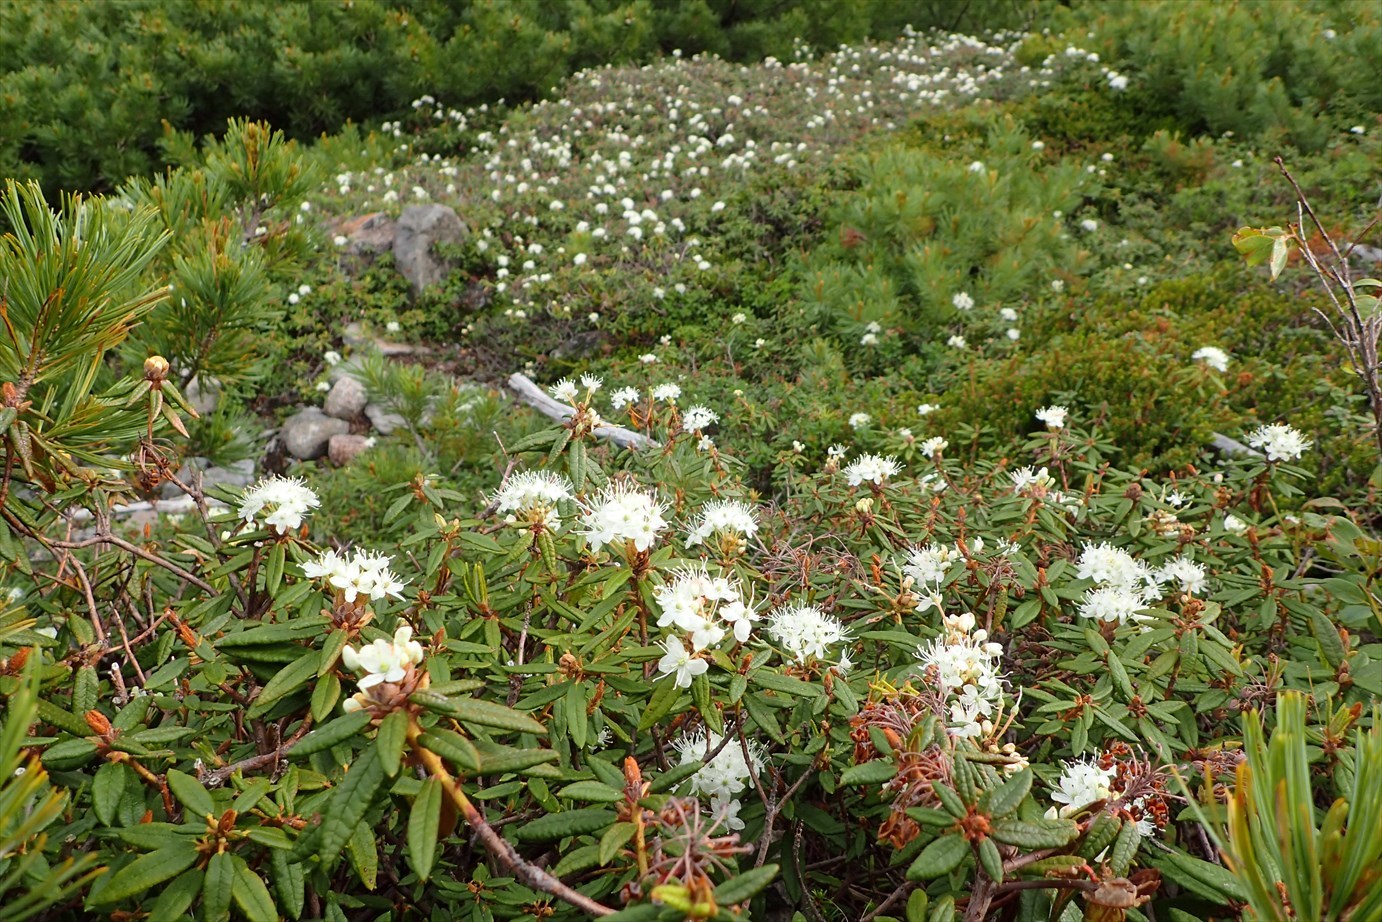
<box><xmin>88</xmin><ymin>843</ymin><xmax>200</xmax><ymax>908</ymax></box>
<box><xmin>376</xmin><ymin>709</ymin><xmax>409</xmax><ymax>777</ymax></box>
<box><xmin>233</xmin><ymin>859</ymin><xmax>279</xmax><ymax>921</ymax></box>
<box><xmin>840</xmin><ymin>760</ymin><xmax>897</xmax><ymax>786</ymax></box>
<box><xmin>714</xmin><ymin>864</ymin><xmax>779</xmax><ymax>904</ymax></box>
<box><xmin>906</xmin><ymin>834</ymin><xmax>969</xmax><ymax>880</ymax></box>
<box><xmin>167</xmin><ymin>768</ymin><xmax>216</xmax><ymax>818</ymax></box>
<box><xmin>411</xmin><ymin>692</ymin><xmax>546</xmax><ymax>735</ymax></box>
<box><xmin>202</xmin><ymin>851</ymin><xmax>234</xmax><ymax>922</ymax></box>
<box><xmin>287</xmin><ymin>710</ymin><xmax>371</xmax><ymax>758</ymax></box>
<box><xmin>248</xmin><ymin>654</ymin><xmax>319</xmax><ymax>717</ymax></box>
<box><xmin>408</xmin><ymin>778</ymin><xmax>444</xmax><ymax>882</ymax></box>
<box><xmin>316</xmin><ymin>746</ymin><xmax>386</xmax><ymax>866</ymax></box>
<box><xmin>514</xmin><ymin>807</ymin><xmax>617</xmax><ymax>843</ymax></box>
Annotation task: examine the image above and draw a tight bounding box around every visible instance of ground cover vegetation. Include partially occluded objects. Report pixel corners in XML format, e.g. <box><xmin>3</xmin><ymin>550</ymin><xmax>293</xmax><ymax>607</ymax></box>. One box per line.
<box><xmin>2</xmin><ymin>1</ymin><xmax>1381</xmax><ymax>921</ymax></box>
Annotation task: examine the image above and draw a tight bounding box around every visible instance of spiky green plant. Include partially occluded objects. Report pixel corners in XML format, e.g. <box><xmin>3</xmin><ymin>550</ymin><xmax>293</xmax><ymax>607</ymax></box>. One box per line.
<box><xmin>0</xmin><ymin>652</ymin><xmax>105</xmax><ymax>920</ymax></box>
<box><xmin>1218</xmin><ymin>691</ymin><xmax>1382</xmax><ymax>922</ymax></box>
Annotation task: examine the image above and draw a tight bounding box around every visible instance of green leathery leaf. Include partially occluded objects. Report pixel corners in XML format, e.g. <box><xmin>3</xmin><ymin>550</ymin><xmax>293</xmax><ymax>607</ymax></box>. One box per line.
<box><xmin>840</xmin><ymin>759</ymin><xmax>897</xmax><ymax>786</ymax></box>
<box><xmin>410</xmin><ymin>691</ymin><xmax>547</xmax><ymax>735</ymax></box>
<box><xmin>1108</xmin><ymin>814</ymin><xmax>1142</xmax><ymax>875</ymax></box>
<box><xmin>713</xmin><ymin>863</ymin><xmax>780</xmax><ymax>904</ymax></box>
<box><xmin>249</xmin><ymin>654</ymin><xmax>319</xmax><ymax>717</ymax></box>
<box><xmin>906</xmin><ymin>833</ymin><xmax>969</xmax><ymax>880</ymax></box>
<box><xmin>270</xmin><ymin>849</ymin><xmax>305</xmax><ymax>920</ymax></box>
<box><xmin>201</xmin><ymin>851</ymin><xmax>234</xmax><ymax>922</ymax></box>
<box><xmin>87</xmin><ymin>842</ymin><xmax>200</xmax><ymax>908</ymax></box>
<box><xmin>288</xmin><ymin>710</ymin><xmax>372</xmax><ymax>758</ymax></box>
<box><xmin>600</xmin><ymin>821</ymin><xmax>637</xmax><ymax>865</ymax></box>
<box><xmin>978</xmin><ymin>836</ymin><xmax>1004</xmax><ymax>884</ymax></box>
<box><xmin>990</xmin><ymin>817</ymin><xmax>1080</xmax><ymax>849</ymax></box>
<box><xmin>419</xmin><ymin>728</ymin><xmax>481</xmax><ymax>773</ymax></box>
<box><xmin>310</xmin><ymin>671</ymin><xmax>342</xmax><ymax>722</ymax></box>
<box><xmin>514</xmin><ymin>807</ymin><xmax>617</xmax><ymax>843</ymax></box>
<box><xmin>408</xmin><ymin>778</ymin><xmax>444</xmax><ymax>882</ymax></box>
<box><xmin>166</xmin><ymin>768</ymin><xmax>216</xmax><ymax>818</ymax></box>
<box><xmin>346</xmin><ymin>818</ymin><xmax>379</xmax><ymax>889</ymax></box>
<box><xmin>92</xmin><ymin>760</ymin><xmax>130</xmax><ymax>826</ymax></box>
<box><xmin>146</xmin><ymin>868</ymin><xmax>203</xmax><ymax>920</ymax></box>
<box><xmin>932</xmin><ymin>782</ymin><xmax>966</xmax><ymax>819</ymax></box>
<box><xmin>233</xmin><ymin>859</ymin><xmax>279</xmax><ymax>921</ymax></box>
<box><xmin>980</xmin><ymin>767</ymin><xmax>1031</xmax><ymax>819</ymax></box>
<box><xmin>557</xmin><ymin>780</ymin><xmax>625</xmax><ymax>803</ymax></box>
<box><xmin>315</xmin><ymin>745</ymin><xmax>387</xmax><ymax>865</ymax></box>
<box><xmin>375</xmin><ymin>709</ymin><xmax>408</xmax><ymax>777</ymax></box>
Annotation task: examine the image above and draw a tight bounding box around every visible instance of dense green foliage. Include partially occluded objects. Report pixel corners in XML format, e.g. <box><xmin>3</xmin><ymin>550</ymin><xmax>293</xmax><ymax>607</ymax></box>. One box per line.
<box><xmin>2</xmin><ymin>3</ymin><xmax>1381</xmax><ymax>921</ymax></box>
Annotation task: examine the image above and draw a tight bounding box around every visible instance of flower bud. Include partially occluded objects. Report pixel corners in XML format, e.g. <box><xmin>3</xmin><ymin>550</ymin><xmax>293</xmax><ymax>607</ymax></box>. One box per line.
<box><xmin>143</xmin><ymin>355</ymin><xmax>170</xmax><ymax>382</ymax></box>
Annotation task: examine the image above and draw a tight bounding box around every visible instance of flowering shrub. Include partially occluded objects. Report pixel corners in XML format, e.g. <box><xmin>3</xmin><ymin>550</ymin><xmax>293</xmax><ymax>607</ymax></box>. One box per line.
<box><xmin>3</xmin><ymin>12</ymin><xmax>1382</xmax><ymax>922</ymax></box>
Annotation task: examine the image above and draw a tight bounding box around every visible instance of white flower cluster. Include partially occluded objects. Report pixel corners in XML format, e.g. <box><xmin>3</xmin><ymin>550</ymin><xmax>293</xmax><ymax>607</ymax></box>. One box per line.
<box><xmin>341</xmin><ymin>624</ymin><xmax>426</xmax><ymax>712</ymax></box>
<box><xmin>675</xmin><ymin>729</ymin><xmax>765</xmax><ymax>831</ymax></box>
<box><xmin>916</xmin><ymin>611</ymin><xmax>1006</xmax><ymax>739</ymax></box>
<box><xmin>1010</xmin><ymin>465</ymin><xmax>1055</xmax><ymax>493</ymax></box>
<box><xmin>766</xmin><ymin>603</ymin><xmax>848</xmax><ymax>665</ymax></box>
<box><xmin>1048</xmin><ymin>757</ymin><xmax>1114</xmax><ymax>817</ymax></box>
<box><xmin>238</xmin><ymin>476</ymin><xmax>320</xmax><ymax>535</ymax></box>
<box><xmin>843</xmin><ymin>453</ymin><xmax>902</xmax><ymax>486</ymax></box>
<box><xmin>1246</xmin><ymin>423</ymin><xmax>1312</xmax><ymax>462</ymax></box>
<box><xmin>303</xmin><ymin>549</ymin><xmax>406</xmax><ymax>603</ymax></box>
<box><xmin>655</xmin><ymin>567</ymin><xmax>758</xmax><ymax>651</ymax></box>
<box><xmin>492</xmin><ymin>470</ymin><xmax>575</xmax><ymax>529</ymax></box>
<box><xmin>578</xmin><ymin>482</ymin><xmax>668</xmax><ymax>553</ymax></box>
<box><xmin>1035</xmin><ymin>405</ymin><xmax>1068</xmax><ymax>429</ymax></box>
<box><xmin>1074</xmin><ymin>542</ymin><xmax>1160</xmax><ymax>624</ymax></box>
<box><xmin>1192</xmin><ymin>346</ymin><xmax>1230</xmax><ymax>372</ymax></box>
<box><xmin>686</xmin><ymin>499</ymin><xmax>758</xmax><ymax>547</ymax></box>
<box><xmin>682</xmin><ymin>405</ymin><xmax>719</xmax><ymax>431</ymax></box>
<box><xmin>1045</xmin><ymin>757</ymin><xmax>1157</xmax><ymax>838</ymax></box>
<box><xmin>903</xmin><ymin>542</ymin><xmax>961</xmax><ymax>586</ymax></box>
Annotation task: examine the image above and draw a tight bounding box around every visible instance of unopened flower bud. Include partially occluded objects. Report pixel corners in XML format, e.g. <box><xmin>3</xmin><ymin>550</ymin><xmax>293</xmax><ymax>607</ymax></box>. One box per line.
<box><xmin>143</xmin><ymin>355</ymin><xmax>170</xmax><ymax>382</ymax></box>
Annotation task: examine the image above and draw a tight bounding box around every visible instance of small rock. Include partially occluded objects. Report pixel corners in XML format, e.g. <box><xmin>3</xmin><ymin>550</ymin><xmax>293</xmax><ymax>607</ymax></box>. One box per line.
<box><xmin>281</xmin><ymin>408</ymin><xmax>350</xmax><ymax>460</ymax></box>
<box><xmin>328</xmin><ymin>433</ymin><xmax>372</xmax><ymax>467</ymax></box>
<box><xmin>184</xmin><ymin>376</ymin><xmax>220</xmax><ymax>416</ymax></box>
<box><xmin>364</xmin><ymin>403</ymin><xmax>407</xmax><ymax>436</ymax></box>
<box><xmin>393</xmin><ymin>204</ymin><xmax>466</xmax><ymax>296</ymax></box>
<box><xmin>324</xmin><ymin>376</ymin><xmax>368</xmax><ymax>419</ymax></box>
<box><xmin>335</xmin><ymin>212</ymin><xmax>397</xmax><ymax>258</ymax></box>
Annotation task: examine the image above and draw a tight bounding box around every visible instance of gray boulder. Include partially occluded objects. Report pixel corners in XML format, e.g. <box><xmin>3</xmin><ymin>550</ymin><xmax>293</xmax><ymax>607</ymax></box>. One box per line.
<box><xmin>324</xmin><ymin>376</ymin><xmax>368</xmax><ymax>420</ymax></box>
<box><xmin>281</xmin><ymin>408</ymin><xmax>350</xmax><ymax>460</ymax></box>
<box><xmin>393</xmin><ymin>204</ymin><xmax>466</xmax><ymax>295</ymax></box>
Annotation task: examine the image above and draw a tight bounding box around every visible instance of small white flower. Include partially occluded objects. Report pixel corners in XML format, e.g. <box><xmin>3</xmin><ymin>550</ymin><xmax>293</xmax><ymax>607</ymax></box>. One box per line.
<box><xmin>917</xmin><ymin>403</ymin><xmax>939</xmax><ymax>416</ymax></box>
<box><xmin>1223</xmin><ymin>514</ymin><xmax>1248</xmax><ymax>535</ymax></box>
<box><xmin>848</xmin><ymin>412</ymin><xmax>871</xmax><ymax>430</ymax></box>
<box><xmin>919</xmin><ymin>436</ymin><xmax>948</xmax><ymax>456</ymax></box>
<box><xmin>651</xmin><ymin>383</ymin><xmax>682</xmax><ymax>402</ymax></box>
<box><xmin>238</xmin><ymin>476</ymin><xmax>320</xmax><ymax>535</ymax></box>
<box><xmin>657</xmin><ymin>638</ymin><xmax>709</xmax><ymax>687</ymax></box>
<box><xmin>1080</xmin><ymin>218</ymin><xmax>1099</xmax><ymax>233</ymax></box>
<box><xmin>952</xmin><ymin>292</ymin><xmax>975</xmax><ymax>311</ymax></box>
<box><xmin>1049</xmin><ymin>758</ymin><xmax>1116</xmax><ymax>817</ymax></box>
<box><xmin>385</xmin><ymin>321</ymin><xmax>401</xmax><ymax>333</ymax></box>
<box><xmin>1192</xmin><ymin>346</ymin><xmax>1229</xmax><ymax>372</ymax></box>
<box><xmin>731</xmin><ymin>312</ymin><xmax>747</xmax><ymax>324</ymax></box>
<box><xmin>682</xmin><ymin>405</ymin><xmax>719</xmax><ymax>431</ymax></box>
<box><xmin>610</xmin><ymin>386</ymin><xmax>640</xmax><ymax>409</ymax></box>
<box><xmin>341</xmin><ymin>623</ymin><xmax>426</xmax><ymax>709</ymax></box>
<box><xmin>767</xmin><ymin>604</ymin><xmax>847</xmax><ymax>664</ymax></box>
<box><xmin>686</xmin><ymin>500</ymin><xmax>758</xmax><ymax>547</ymax></box>
<box><xmin>843</xmin><ymin>453</ymin><xmax>902</xmax><ymax>486</ymax></box>
<box><xmin>1246</xmin><ymin>423</ymin><xmax>1311</xmax><ymax>462</ymax></box>
<box><xmin>1035</xmin><ymin>405</ymin><xmax>1068</xmax><ymax>429</ymax></box>
<box><xmin>315</xmin><ymin>381</ymin><xmax>331</xmax><ymax>392</ymax></box>
<box><xmin>304</xmin><ymin>548</ymin><xmax>407</xmax><ymax>603</ymax></box>
<box><xmin>550</xmin><ymin>379</ymin><xmax>579</xmax><ymax>403</ymax></box>
<box><xmin>578</xmin><ymin>482</ymin><xmax>668</xmax><ymax>553</ymax></box>
<box><xmin>323</xmin><ymin>350</ymin><xmax>342</xmax><ymax>367</ymax></box>
<box><xmin>947</xmin><ymin>335</ymin><xmax>967</xmax><ymax>349</ymax></box>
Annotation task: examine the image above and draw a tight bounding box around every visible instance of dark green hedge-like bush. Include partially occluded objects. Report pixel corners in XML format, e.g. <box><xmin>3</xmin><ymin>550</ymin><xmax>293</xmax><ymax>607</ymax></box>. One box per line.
<box><xmin>0</xmin><ymin>0</ymin><xmax>1043</xmax><ymax>195</ymax></box>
